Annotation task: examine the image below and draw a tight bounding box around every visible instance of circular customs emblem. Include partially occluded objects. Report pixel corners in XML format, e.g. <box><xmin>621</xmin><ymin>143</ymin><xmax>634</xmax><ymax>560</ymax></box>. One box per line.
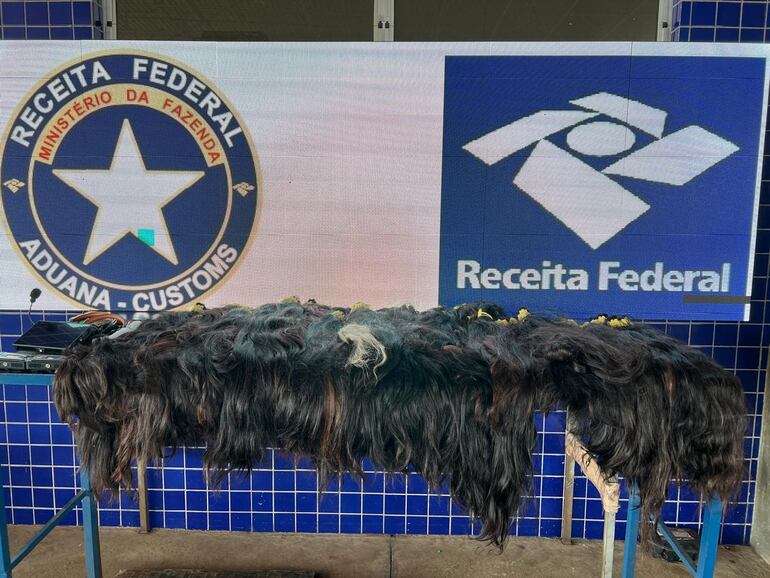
<box><xmin>0</xmin><ymin>51</ymin><xmax>260</xmax><ymax>313</ymax></box>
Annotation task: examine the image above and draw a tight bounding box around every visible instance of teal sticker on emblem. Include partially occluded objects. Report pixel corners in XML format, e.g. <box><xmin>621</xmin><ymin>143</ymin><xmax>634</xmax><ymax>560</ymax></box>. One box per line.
<box><xmin>137</xmin><ymin>228</ymin><xmax>155</xmax><ymax>247</ymax></box>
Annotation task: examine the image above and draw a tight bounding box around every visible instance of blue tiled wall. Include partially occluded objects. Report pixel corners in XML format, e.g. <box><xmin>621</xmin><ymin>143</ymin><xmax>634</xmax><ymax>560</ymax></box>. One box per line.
<box><xmin>672</xmin><ymin>0</ymin><xmax>770</xmax><ymax>42</ymax></box>
<box><xmin>0</xmin><ymin>0</ymin><xmax>103</xmax><ymax>40</ymax></box>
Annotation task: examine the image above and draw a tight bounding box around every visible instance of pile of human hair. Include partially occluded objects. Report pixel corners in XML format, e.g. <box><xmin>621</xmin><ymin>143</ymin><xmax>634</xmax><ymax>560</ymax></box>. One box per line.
<box><xmin>54</xmin><ymin>300</ymin><xmax>746</xmax><ymax>547</ymax></box>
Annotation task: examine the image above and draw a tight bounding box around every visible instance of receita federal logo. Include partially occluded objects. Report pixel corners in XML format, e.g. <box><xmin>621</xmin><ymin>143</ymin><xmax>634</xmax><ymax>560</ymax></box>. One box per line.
<box><xmin>463</xmin><ymin>91</ymin><xmax>739</xmax><ymax>249</ymax></box>
<box><xmin>439</xmin><ymin>55</ymin><xmax>766</xmax><ymax>320</ymax></box>
<box><xmin>0</xmin><ymin>51</ymin><xmax>260</xmax><ymax>312</ymax></box>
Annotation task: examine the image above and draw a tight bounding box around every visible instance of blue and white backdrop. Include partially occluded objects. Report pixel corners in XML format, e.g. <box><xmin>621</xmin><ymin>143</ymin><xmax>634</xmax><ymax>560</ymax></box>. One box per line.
<box><xmin>0</xmin><ymin>41</ymin><xmax>768</xmax><ymax>545</ymax></box>
<box><xmin>0</xmin><ymin>42</ymin><xmax>767</xmax><ymax>321</ymax></box>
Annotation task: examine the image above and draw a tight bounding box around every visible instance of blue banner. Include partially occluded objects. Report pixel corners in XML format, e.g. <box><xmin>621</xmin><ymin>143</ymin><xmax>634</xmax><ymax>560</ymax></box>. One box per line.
<box><xmin>439</xmin><ymin>55</ymin><xmax>767</xmax><ymax>320</ymax></box>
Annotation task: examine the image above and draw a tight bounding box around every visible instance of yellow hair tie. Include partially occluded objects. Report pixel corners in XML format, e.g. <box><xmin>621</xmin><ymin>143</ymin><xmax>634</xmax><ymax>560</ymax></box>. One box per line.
<box><xmin>589</xmin><ymin>314</ymin><xmax>608</xmax><ymax>325</ymax></box>
<box><xmin>331</xmin><ymin>310</ymin><xmax>345</xmax><ymax>320</ymax></box>
<box><xmin>608</xmin><ymin>316</ymin><xmax>632</xmax><ymax>328</ymax></box>
<box><xmin>350</xmin><ymin>302</ymin><xmax>370</xmax><ymax>313</ymax></box>
<box><xmin>517</xmin><ymin>308</ymin><xmax>529</xmax><ymax>321</ymax></box>
<box><xmin>495</xmin><ymin>319</ymin><xmax>510</xmax><ymax>326</ymax></box>
<box><xmin>191</xmin><ymin>302</ymin><xmax>206</xmax><ymax>313</ymax></box>
<box><xmin>477</xmin><ymin>309</ymin><xmax>493</xmax><ymax>320</ymax></box>
<box><xmin>281</xmin><ymin>296</ymin><xmax>301</xmax><ymax>304</ymax></box>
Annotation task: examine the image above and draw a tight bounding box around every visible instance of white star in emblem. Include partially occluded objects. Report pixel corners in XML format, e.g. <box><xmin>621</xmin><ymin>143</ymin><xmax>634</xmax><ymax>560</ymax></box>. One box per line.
<box><xmin>53</xmin><ymin>119</ymin><xmax>204</xmax><ymax>265</ymax></box>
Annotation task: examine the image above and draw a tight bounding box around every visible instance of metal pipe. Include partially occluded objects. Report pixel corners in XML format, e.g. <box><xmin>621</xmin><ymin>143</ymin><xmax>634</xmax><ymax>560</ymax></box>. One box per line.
<box><xmin>656</xmin><ymin>520</ymin><xmax>697</xmax><ymax>575</ymax></box>
<box><xmin>80</xmin><ymin>469</ymin><xmax>103</xmax><ymax>578</ymax></box>
<box><xmin>602</xmin><ymin>511</ymin><xmax>616</xmax><ymax>577</ymax></box>
<box><xmin>695</xmin><ymin>497</ymin><xmax>723</xmax><ymax>578</ymax></box>
<box><xmin>10</xmin><ymin>490</ymin><xmax>88</xmax><ymax>569</ymax></box>
<box><xmin>621</xmin><ymin>484</ymin><xmax>641</xmax><ymax>578</ymax></box>
<box><xmin>138</xmin><ymin>459</ymin><xmax>150</xmax><ymax>533</ymax></box>
<box><xmin>561</xmin><ymin>412</ymin><xmax>575</xmax><ymax>545</ymax></box>
<box><xmin>0</xmin><ymin>459</ymin><xmax>12</xmax><ymax>578</ymax></box>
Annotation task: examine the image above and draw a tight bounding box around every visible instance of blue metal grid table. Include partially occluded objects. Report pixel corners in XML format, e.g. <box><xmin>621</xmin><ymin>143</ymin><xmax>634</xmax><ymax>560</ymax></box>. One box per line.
<box><xmin>0</xmin><ymin>373</ymin><xmax>101</xmax><ymax>578</ymax></box>
<box><xmin>622</xmin><ymin>484</ymin><xmax>722</xmax><ymax>578</ymax></box>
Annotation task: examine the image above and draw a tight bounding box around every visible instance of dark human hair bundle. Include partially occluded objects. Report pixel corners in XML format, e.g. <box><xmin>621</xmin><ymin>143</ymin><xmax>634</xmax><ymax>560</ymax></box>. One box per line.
<box><xmin>54</xmin><ymin>301</ymin><xmax>746</xmax><ymax>547</ymax></box>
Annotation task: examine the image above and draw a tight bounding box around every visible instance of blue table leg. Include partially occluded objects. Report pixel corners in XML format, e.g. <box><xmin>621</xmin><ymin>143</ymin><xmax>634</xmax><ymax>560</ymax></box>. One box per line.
<box><xmin>79</xmin><ymin>469</ymin><xmax>102</xmax><ymax>578</ymax></box>
<box><xmin>695</xmin><ymin>497</ymin><xmax>722</xmax><ymax>578</ymax></box>
<box><xmin>622</xmin><ymin>484</ymin><xmax>641</xmax><ymax>578</ymax></box>
<box><xmin>0</xmin><ymin>465</ymin><xmax>11</xmax><ymax>578</ymax></box>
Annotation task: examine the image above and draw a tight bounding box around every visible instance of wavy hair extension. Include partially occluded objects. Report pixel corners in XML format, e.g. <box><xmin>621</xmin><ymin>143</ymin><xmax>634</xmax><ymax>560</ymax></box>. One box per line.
<box><xmin>54</xmin><ymin>302</ymin><xmax>746</xmax><ymax>548</ymax></box>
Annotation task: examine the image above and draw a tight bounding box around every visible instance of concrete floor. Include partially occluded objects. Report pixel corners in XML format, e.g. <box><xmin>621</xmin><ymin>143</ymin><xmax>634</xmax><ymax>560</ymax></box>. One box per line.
<box><xmin>6</xmin><ymin>525</ymin><xmax>770</xmax><ymax>577</ymax></box>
